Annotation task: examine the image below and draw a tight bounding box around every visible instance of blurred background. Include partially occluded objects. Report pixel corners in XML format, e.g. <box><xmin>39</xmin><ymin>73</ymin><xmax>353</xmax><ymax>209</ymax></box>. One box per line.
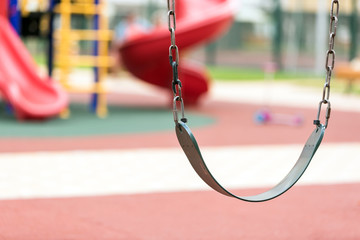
<box><xmin>21</xmin><ymin>0</ymin><xmax>359</xmax><ymax>75</ymax></box>
<box><xmin>0</xmin><ymin>0</ymin><xmax>360</xmax><ymax>239</ymax></box>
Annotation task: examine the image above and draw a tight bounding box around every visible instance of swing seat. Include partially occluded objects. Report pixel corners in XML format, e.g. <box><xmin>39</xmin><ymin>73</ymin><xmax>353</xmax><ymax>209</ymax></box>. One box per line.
<box><xmin>119</xmin><ymin>0</ymin><xmax>234</xmax><ymax>105</ymax></box>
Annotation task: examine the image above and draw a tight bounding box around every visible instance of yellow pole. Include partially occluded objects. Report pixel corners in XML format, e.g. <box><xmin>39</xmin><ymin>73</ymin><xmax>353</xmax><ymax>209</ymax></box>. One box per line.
<box><xmin>53</xmin><ymin>0</ymin><xmax>113</xmax><ymax>118</ymax></box>
<box><xmin>59</xmin><ymin>0</ymin><xmax>72</xmax><ymax>118</ymax></box>
<box><xmin>96</xmin><ymin>0</ymin><xmax>108</xmax><ymax>117</ymax></box>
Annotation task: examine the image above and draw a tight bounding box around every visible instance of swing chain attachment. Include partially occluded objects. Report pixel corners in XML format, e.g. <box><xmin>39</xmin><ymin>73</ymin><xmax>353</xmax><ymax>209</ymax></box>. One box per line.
<box><xmin>314</xmin><ymin>0</ymin><xmax>339</xmax><ymax>129</ymax></box>
<box><xmin>168</xmin><ymin>0</ymin><xmax>187</xmax><ymax>124</ymax></box>
<box><xmin>173</xmin><ymin>96</ymin><xmax>186</xmax><ymax>123</ymax></box>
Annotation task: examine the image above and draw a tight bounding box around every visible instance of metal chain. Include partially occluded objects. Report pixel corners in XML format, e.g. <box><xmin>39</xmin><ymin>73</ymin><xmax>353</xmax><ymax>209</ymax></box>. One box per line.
<box><xmin>315</xmin><ymin>0</ymin><xmax>339</xmax><ymax>129</ymax></box>
<box><xmin>167</xmin><ymin>0</ymin><xmax>339</xmax><ymax>127</ymax></box>
<box><xmin>167</xmin><ymin>0</ymin><xmax>187</xmax><ymax>123</ymax></box>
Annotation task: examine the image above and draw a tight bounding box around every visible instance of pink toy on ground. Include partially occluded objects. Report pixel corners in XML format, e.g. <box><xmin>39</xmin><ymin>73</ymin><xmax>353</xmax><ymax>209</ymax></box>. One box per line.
<box><xmin>254</xmin><ymin>109</ymin><xmax>304</xmax><ymax>127</ymax></box>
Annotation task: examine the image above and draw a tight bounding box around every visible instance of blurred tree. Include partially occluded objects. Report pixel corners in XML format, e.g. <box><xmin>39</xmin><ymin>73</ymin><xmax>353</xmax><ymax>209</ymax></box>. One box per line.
<box><xmin>146</xmin><ymin>0</ymin><xmax>157</xmax><ymax>22</ymax></box>
<box><xmin>272</xmin><ymin>0</ymin><xmax>283</xmax><ymax>70</ymax></box>
<box><xmin>349</xmin><ymin>0</ymin><xmax>358</xmax><ymax>61</ymax></box>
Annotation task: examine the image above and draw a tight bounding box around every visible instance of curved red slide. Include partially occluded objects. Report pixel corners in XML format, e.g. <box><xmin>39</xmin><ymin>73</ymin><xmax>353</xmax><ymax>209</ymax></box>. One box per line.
<box><xmin>120</xmin><ymin>0</ymin><xmax>233</xmax><ymax>104</ymax></box>
<box><xmin>0</xmin><ymin>16</ymin><xmax>68</xmax><ymax>120</ymax></box>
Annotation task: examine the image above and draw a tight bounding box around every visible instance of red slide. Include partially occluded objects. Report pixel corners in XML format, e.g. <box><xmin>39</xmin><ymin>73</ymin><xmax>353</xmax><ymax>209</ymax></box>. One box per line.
<box><xmin>120</xmin><ymin>0</ymin><xmax>233</xmax><ymax>104</ymax></box>
<box><xmin>0</xmin><ymin>16</ymin><xmax>68</xmax><ymax>120</ymax></box>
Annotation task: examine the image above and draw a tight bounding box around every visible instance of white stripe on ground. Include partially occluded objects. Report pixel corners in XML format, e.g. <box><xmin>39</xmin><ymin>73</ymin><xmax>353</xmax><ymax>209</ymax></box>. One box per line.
<box><xmin>211</xmin><ymin>82</ymin><xmax>360</xmax><ymax>112</ymax></box>
<box><xmin>91</xmin><ymin>75</ymin><xmax>360</xmax><ymax>112</ymax></box>
<box><xmin>0</xmin><ymin>143</ymin><xmax>359</xmax><ymax>200</ymax></box>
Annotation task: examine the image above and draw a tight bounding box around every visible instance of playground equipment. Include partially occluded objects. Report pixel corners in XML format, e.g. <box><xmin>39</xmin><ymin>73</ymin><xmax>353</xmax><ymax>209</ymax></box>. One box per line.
<box><xmin>20</xmin><ymin>0</ymin><xmax>48</xmax><ymax>16</ymax></box>
<box><xmin>336</xmin><ymin>60</ymin><xmax>360</xmax><ymax>92</ymax></box>
<box><xmin>120</xmin><ymin>0</ymin><xmax>233</xmax><ymax>105</ymax></box>
<box><xmin>52</xmin><ymin>0</ymin><xmax>113</xmax><ymax>117</ymax></box>
<box><xmin>0</xmin><ymin>0</ymin><xmax>67</xmax><ymax>120</ymax></box>
<box><xmin>168</xmin><ymin>0</ymin><xmax>340</xmax><ymax>201</ymax></box>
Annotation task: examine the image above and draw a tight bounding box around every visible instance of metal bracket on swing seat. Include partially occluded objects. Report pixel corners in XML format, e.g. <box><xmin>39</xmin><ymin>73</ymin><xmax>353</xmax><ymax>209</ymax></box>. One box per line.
<box><xmin>175</xmin><ymin>121</ymin><xmax>325</xmax><ymax>202</ymax></box>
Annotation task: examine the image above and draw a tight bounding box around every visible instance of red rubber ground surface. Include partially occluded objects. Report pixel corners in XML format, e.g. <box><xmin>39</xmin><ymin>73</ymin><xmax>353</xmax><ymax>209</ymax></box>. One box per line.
<box><xmin>0</xmin><ymin>96</ymin><xmax>359</xmax><ymax>239</ymax></box>
<box><xmin>1</xmin><ymin>98</ymin><xmax>360</xmax><ymax>153</ymax></box>
<box><xmin>0</xmin><ymin>184</ymin><xmax>359</xmax><ymax>240</ymax></box>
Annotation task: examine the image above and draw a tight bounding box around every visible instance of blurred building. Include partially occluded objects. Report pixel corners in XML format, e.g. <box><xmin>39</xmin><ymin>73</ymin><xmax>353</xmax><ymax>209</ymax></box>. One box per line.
<box><xmin>20</xmin><ymin>0</ymin><xmax>359</xmax><ymax>73</ymax></box>
<box><xmin>284</xmin><ymin>0</ymin><xmax>356</xmax><ymax>14</ymax></box>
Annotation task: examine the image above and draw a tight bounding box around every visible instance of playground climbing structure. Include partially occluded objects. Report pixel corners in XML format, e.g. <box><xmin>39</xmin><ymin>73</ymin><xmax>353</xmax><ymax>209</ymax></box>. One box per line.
<box><xmin>53</xmin><ymin>0</ymin><xmax>113</xmax><ymax>117</ymax></box>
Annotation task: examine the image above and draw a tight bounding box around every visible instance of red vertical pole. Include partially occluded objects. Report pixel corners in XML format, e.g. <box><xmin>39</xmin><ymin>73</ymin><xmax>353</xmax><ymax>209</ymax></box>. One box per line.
<box><xmin>0</xmin><ymin>0</ymin><xmax>8</xmax><ymax>18</ymax></box>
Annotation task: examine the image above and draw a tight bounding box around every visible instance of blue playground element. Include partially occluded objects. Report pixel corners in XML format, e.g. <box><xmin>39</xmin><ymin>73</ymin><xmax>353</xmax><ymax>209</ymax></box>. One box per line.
<box><xmin>48</xmin><ymin>0</ymin><xmax>55</xmax><ymax>77</ymax></box>
<box><xmin>90</xmin><ymin>0</ymin><xmax>100</xmax><ymax>114</ymax></box>
<box><xmin>5</xmin><ymin>0</ymin><xmax>21</xmax><ymax>115</ymax></box>
<box><xmin>8</xmin><ymin>0</ymin><xmax>20</xmax><ymax>33</ymax></box>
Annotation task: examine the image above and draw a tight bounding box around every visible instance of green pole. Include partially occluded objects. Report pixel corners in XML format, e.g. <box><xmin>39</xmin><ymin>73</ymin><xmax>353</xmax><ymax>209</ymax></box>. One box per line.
<box><xmin>349</xmin><ymin>0</ymin><xmax>358</xmax><ymax>61</ymax></box>
<box><xmin>272</xmin><ymin>0</ymin><xmax>283</xmax><ymax>70</ymax></box>
<box><xmin>205</xmin><ymin>42</ymin><xmax>217</xmax><ymax>66</ymax></box>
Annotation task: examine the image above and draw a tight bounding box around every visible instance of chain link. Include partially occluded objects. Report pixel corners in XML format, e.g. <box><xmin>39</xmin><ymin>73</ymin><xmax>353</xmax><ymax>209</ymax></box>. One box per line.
<box><xmin>315</xmin><ymin>0</ymin><xmax>339</xmax><ymax>129</ymax></box>
<box><xmin>167</xmin><ymin>0</ymin><xmax>339</xmax><ymax>127</ymax></box>
<box><xmin>167</xmin><ymin>0</ymin><xmax>187</xmax><ymax>123</ymax></box>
